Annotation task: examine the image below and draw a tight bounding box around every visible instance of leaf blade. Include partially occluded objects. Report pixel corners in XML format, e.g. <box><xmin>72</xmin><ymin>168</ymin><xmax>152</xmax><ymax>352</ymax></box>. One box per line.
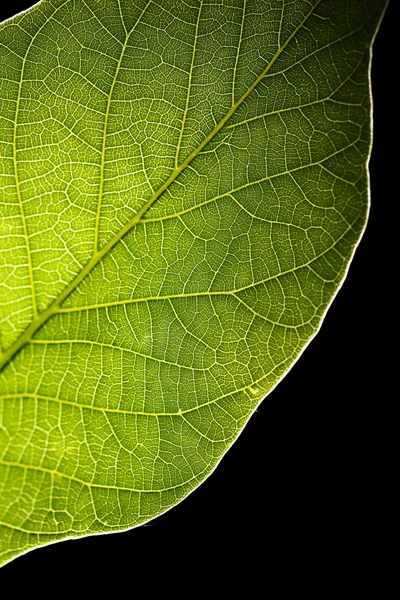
<box><xmin>0</xmin><ymin>0</ymin><xmax>386</xmax><ymax>565</ymax></box>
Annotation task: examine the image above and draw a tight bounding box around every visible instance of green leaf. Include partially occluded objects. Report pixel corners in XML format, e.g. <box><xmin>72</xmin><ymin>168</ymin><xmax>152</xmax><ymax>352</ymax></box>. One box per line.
<box><xmin>0</xmin><ymin>0</ymin><xmax>386</xmax><ymax>566</ymax></box>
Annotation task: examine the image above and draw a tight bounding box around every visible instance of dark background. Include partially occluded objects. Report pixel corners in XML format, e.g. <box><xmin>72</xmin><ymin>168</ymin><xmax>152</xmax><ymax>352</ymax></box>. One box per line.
<box><xmin>1</xmin><ymin>0</ymin><xmax>391</xmax><ymax>581</ymax></box>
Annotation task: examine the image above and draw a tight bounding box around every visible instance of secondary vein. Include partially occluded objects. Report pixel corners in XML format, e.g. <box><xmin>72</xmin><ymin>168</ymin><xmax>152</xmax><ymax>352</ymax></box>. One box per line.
<box><xmin>11</xmin><ymin>6</ymin><xmax>72</xmax><ymax>319</ymax></box>
<box><xmin>93</xmin><ymin>0</ymin><xmax>153</xmax><ymax>252</ymax></box>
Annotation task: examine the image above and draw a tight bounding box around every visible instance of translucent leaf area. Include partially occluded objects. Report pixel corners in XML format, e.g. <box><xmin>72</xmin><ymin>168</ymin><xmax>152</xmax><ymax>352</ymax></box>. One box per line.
<box><xmin>0</xmin><ymin>0</ymin><xmax>386</xmax><ymax>565</ymax></box>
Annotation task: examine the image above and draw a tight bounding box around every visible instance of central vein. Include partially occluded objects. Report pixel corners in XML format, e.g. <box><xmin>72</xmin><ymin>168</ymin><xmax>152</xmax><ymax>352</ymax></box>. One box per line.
<box><xmin>0</xmin><ymin>1</ymin><xmax>321</xmax><ymax>373</ymax></box>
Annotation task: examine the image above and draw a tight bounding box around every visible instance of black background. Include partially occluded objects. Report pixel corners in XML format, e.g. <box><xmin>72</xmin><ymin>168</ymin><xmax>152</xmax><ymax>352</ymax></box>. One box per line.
<box><xmin>0</xmin><ymin>0</ymin><xmax>391</xmax><ymax>582</ymax></box>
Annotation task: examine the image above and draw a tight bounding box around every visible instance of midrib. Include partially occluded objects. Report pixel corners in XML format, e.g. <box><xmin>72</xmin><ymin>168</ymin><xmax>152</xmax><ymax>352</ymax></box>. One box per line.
<box><xmin>0</xmin><ymin>0</ymin><xmax>321</xmax><ymax>373</ymax></box>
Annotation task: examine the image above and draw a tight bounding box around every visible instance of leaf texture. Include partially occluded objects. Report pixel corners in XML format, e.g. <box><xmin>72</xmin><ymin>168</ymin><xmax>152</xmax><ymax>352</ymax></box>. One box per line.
<box><xmin>0</xmin><ymin>0</ymin><xmax>386</xmax><ymax>565</ymax></box>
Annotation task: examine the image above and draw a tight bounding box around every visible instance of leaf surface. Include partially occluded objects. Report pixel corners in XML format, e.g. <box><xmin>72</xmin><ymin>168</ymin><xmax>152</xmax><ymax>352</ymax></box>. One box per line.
<box><xmin>0</xmin><ymin>0</ymin><xmax>385</xmax><ymax>565</ymax></box>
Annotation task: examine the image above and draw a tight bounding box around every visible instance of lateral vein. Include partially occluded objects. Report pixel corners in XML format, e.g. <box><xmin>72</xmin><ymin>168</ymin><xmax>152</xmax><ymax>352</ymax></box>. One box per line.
<box><xmin>93</xmin><ymin>0</ymin><xmax>153</xmax><ymax>252</ymax></box>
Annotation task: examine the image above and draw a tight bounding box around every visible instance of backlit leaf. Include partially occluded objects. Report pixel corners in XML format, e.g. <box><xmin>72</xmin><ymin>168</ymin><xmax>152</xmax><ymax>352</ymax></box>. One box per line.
<box><xmin>0</xmin><ymin>0</ymin><xmax>386</xmax><ymax>566</ymax></box>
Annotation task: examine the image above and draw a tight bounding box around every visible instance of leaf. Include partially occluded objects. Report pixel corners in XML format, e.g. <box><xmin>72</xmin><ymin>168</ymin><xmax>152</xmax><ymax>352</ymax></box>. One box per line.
<box><xmin>0</xmin><ymin>0</ymin><xmax>386</xmax><ymax>566</ymax></box>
